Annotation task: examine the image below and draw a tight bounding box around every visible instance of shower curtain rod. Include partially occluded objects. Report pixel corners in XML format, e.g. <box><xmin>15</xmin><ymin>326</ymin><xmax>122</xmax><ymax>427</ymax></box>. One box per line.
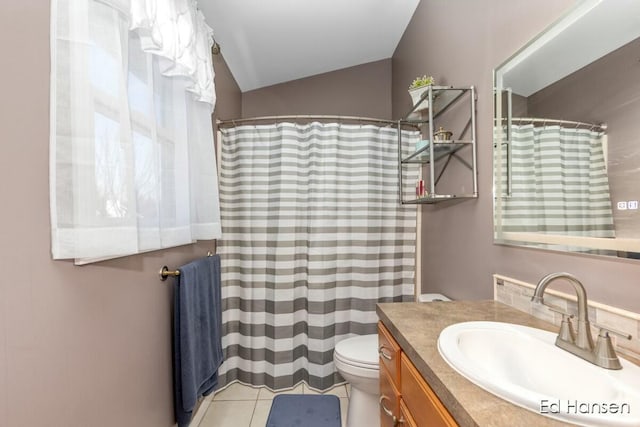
<box><xmin>216</xmin><ymin>115</ymin><xmax>401</xmax><ymax>128</ymax></box>
<box><xmin>508</xmin><ymin>117</ymin><xmax>607</xmax><ymax>132</ymax></box>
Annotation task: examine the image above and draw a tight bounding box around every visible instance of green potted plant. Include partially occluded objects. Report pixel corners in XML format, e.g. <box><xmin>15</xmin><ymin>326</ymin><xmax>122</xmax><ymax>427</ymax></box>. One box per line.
<box><xmin>408</xmin><ymin>75</ymin><xmax>435</xmax><ymax>108</ymax></box>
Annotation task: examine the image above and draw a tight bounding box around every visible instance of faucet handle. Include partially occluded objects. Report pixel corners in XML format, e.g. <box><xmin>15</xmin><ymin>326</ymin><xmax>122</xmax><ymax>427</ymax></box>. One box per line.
<box><xmin>558</xmin><ymin>313</ymin><xmax>576</xmax><ymax>343</ymax></box>
<box><xmin>543</xmin><ymin>302</ymin><xmax>574</xmax><ymax>318</ymax></box>
<box><xmin>591</xmin><ymin>323</ymin><xmax>632</xmax><ymax>370</ymax></box>
<box><xmin>593</xmin><ymin>322</ymin><xmax>632</xmax><ymax>341</ymax></box>
<box><xmin>541</xmin><ymin>303</ymin><xmax>576</xmax><ymax>343</ymax></box>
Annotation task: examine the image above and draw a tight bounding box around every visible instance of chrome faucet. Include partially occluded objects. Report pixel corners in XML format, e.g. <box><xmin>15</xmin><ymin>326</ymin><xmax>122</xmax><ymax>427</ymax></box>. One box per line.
<box><xmin>532</xmin><ymin>272</ymin><xmax>631</xmax><ymax>370</ymax></box>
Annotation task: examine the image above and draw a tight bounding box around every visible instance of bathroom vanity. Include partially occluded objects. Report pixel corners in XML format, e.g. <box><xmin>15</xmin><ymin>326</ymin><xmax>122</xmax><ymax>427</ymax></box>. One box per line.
<box><xmin>379</xmin><ymin>320</ymin><xmax>457</xmax><ymax>426</ymax></box>
<box><xmin>377</xmin><ymin>301</ymin><xmax>581</xmax><ymax>426</ymax></box>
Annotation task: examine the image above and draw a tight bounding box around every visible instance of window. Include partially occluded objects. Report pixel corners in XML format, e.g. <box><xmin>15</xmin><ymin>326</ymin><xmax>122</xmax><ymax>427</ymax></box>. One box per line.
<box><xmin>50</xmin><ymin>0</ymin><xmax>221</xmax><ymax>263</ymax></box>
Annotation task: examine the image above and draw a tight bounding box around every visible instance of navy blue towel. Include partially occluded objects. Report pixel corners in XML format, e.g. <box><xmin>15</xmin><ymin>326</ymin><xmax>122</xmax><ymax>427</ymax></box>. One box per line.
<box><xmin>173</xmin><ymin>255</ymin><xmax>223</xmax><ymax>427</ymax></box>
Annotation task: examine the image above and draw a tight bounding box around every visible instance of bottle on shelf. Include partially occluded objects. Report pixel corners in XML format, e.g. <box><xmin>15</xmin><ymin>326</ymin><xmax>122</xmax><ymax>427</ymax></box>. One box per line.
<box><xmin>415</xmin><ymin>168</ymin><xmax>426</xmax><ymax>199</ymax></box>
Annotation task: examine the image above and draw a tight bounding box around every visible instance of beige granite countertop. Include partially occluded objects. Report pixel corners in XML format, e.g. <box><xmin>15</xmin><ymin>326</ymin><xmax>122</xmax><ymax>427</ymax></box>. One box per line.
<box><xmin>377</xmin><ymin>300</ymin><xmax>579</xmax><ymax>427</ymax></box>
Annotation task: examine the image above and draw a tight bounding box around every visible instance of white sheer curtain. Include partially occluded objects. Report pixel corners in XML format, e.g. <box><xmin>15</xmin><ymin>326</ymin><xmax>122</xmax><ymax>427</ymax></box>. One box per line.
<box><xmin>50</xmin><ymin>0</ymin><xmax>221</xmax><ymax>263</ymax></box>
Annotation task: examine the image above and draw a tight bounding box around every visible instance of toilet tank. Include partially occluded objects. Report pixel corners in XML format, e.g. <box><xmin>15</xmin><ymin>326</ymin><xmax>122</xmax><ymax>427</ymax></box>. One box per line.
<box><xmin>418</xmin><ymin>293</ymin><xmax>451</xmax><ymax>302</ymax></box>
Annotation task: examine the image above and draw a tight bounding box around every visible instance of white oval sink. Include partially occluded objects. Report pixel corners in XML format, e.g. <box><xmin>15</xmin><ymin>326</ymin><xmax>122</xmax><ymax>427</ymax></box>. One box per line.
<box><xmin>438</xmin><ymin>321</ymin><xmax>640</xmax><ymax>426</ymax></box>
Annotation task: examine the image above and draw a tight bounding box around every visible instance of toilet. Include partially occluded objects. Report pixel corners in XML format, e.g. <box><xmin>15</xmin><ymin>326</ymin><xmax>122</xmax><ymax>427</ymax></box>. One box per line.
<box><xmin>334</xmin><ymin>334</ymin><xmax>380</xmax><ymax>427</ymax></box>
<box><xmin>334</xmin><ymin>294</ymin><xmax>451</xmax><ymax>427</ymax></box>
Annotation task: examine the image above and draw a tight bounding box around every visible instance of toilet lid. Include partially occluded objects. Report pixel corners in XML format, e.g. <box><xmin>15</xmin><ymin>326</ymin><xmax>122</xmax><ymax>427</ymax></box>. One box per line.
<box><xmin>334</xmin><ymin>334</ymin><xmax>379</xmax><ymax>368</ymax></box>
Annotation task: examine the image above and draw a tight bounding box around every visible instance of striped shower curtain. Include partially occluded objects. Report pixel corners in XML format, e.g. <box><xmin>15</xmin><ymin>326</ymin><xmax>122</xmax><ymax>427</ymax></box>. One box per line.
<box><xmin>498</xmin><ymin>124</ymin><xmax>615</xmax><ymax>237</ymax></box>
<box><xmin>217</xmin><ymin>122</ymin><xmax>417</xmax><ymax>390</ymax></box>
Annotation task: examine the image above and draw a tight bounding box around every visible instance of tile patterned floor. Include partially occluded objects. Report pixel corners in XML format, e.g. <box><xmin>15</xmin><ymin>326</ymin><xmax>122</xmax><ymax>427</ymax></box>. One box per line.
<box><xmin>195</xmin><ymin>382</ymin><xmax>350</xmax><ymax>427</ymax></box>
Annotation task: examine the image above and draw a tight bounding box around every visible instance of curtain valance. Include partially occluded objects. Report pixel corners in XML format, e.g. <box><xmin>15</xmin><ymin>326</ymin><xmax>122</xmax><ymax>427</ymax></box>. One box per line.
<box><xmin>129</xmin><ymin>0</ymin><xmax>216</xmax><ymax>107</ymax></box>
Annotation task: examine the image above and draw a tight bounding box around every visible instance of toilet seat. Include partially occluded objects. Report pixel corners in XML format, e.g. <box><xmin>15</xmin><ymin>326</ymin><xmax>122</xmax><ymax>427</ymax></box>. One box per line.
<box><xmin>334</xmin><ymin>335</ymin><xmax>379</xmax><ymax>369</ymax></box>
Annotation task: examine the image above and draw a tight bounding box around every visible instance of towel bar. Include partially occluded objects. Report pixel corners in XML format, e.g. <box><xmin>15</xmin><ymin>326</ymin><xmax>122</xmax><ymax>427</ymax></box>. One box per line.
<box><xmin>159</xmin><ymin>251</ymin><xmax>215</xmax><ymax>281</ymax></box>
<box><xmin>160</xmin><ymin>266</ymin><xmax>180</xmax><ymax>281</ymax></box>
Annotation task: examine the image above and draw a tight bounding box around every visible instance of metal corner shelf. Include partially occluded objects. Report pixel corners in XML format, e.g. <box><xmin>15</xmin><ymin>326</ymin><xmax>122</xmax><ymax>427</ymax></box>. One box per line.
<box><xmin>398</xmin><ymin>86</ymin><xmax>478</xmax><ymax>205</ymax></box>
<box><xmin>402</xmin><ymin>86</ymin><xmax>467</xmax><ymax>121</ymax></box>
<box><xmin>402</xmin><ymin>194</ymin><xmax>477</xmax><ymax>204</ymax></box>
<box><xmin>401</xmin><ymin>140</ymin><xmax>473</xmax><ymax>164</ymax></box>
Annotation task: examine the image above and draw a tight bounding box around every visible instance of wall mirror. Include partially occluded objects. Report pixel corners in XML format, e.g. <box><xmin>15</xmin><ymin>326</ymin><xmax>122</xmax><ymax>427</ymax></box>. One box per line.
<box><xmin>493</xmin><ymin>0</ymin><xmax>640</xmax><ymax>259</ymax></box>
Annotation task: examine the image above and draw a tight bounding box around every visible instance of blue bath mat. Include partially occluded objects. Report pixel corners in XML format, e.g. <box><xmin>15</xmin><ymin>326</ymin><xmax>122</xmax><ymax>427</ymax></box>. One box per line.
<box><xmin>266</xmin><ymin>394</ymin><xmax>341</xmax><ymax>427</ymax></box>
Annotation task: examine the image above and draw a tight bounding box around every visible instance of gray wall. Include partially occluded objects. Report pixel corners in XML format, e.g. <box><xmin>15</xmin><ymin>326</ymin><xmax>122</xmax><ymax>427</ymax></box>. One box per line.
<box><xmin>214</xmin><ymin>52</ymin><xmax>243</xmax><ymax>138</ymax></box>
<box><xmin>392</xmin><ymin>0</ymin><xmax>640</xmax><ymax>313</ymax></box>
<box><xmin>241</xmin><ymin>59</ymin><xmax>392</xmax><ymax>119</ymax></box>
<box><xmin>0</xmin><ymin>2</ymin><xmax>241</xmax><ymax>426</ymax></box>
<box><xmin>527</xmin><ymin>37</ymin><xmax>640</xmax><ymax>239</ymax></box>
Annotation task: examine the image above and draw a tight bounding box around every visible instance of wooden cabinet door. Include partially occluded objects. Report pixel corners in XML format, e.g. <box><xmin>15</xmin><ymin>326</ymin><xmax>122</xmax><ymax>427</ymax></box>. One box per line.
<box><xmin>399</xmin><ymin>399</ymin><xmax>418</xmax><ymax>427</ymax></box>
<box><xmin>380</xmin><ymin>363</ymin><xmax>401</xmax><ymax>427</ymax></box>
<box><xmin>400</xmin><ymin>353</ymin><xmax>458</xmax><ymax>427</ymax></box>
<box><xmin>378</xmin><ymin>321</ymin><xmax>401</xmax><ymax>384</ymax></box>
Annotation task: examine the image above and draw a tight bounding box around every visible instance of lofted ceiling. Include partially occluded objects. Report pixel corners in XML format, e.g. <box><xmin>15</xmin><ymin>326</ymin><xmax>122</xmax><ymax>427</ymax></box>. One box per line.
<box><xmin>502</xmin><ymin>0</ymin><xmax>640</xmax><ymax>97</ymax></box>
<box><xmin>199</xmin><ymin>0</ymin><xmax>420</xmax><ymax>92</ymax></box>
